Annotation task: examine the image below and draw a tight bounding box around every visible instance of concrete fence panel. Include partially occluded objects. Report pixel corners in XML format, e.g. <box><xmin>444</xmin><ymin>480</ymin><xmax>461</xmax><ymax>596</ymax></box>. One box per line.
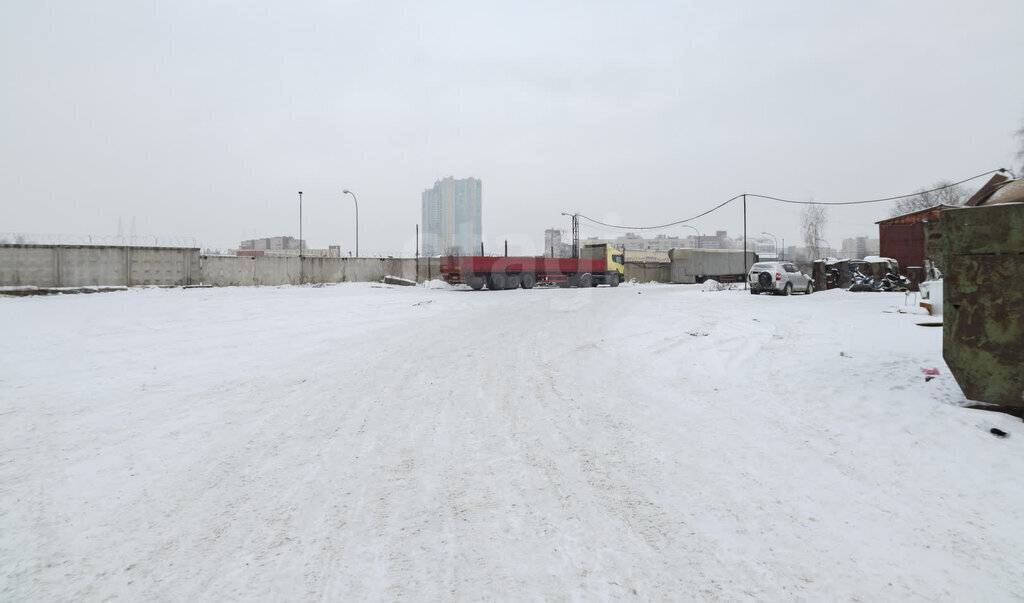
<box><xmin>200</xmin><ymin>256</ymin><xmax>259</xmax><ymax>287</ymax></box>
<box><xmin>58</xmin><ymin>246</ymin><xmax>127</xmax><ymax>286</ymax></box>
<box><xmin>256</xmin><ymin>256</ymin><xmax>299</xmax><ymax>286</ymax></box>
<box><xmin>128</xmin><ymin>247</ymin><xmax>200</xmax><ymax>286</ymax></box>
<box><xmin>200</xmin><ymin>256</ymin><xmax>443</xmax><ymax>287</ymax></box>
<box><xmin>4</xmin><ymin>246</ymin><xmax>441</xmax><ymax>288</ymax></box>
<box><xmin>1</xmin><ymin>244</ymin><xmax>200</xmax><ymax>287</ymax></box>
<box><xmin>0</xmin><ymin>245</ymin><xmax>58</xmax><ymax>287</ymax></box>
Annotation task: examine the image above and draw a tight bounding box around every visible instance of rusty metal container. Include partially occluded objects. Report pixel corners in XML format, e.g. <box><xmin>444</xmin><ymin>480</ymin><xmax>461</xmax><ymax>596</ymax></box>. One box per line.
<box><xmin>942</xmin><ymin>203</ymin><xmax>1024</xmax><ymax>406</ymax></box>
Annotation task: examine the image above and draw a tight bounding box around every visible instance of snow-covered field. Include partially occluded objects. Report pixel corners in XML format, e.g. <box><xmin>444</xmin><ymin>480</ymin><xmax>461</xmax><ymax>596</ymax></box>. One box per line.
<box><xmin>2</xmin><ymin>282</ymin><xmax>1021</xmax><ymax>601</ymax></box>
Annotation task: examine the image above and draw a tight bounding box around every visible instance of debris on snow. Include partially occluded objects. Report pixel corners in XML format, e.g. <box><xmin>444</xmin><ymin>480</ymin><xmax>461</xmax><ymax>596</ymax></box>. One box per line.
<box><xmin>382</xmin><ymin>275</ymin><xmax>416</xmax><ymax>287</ymax></box>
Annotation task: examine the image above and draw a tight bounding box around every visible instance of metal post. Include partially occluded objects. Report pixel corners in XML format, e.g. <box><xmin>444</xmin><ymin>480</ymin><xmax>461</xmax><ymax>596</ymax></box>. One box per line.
<box><xmin>562</xmin><ymin>212</ymin><xmax>579</xmax><ymax>258</ymax></box>
<box><xmin>682</xmin><ymin>224</ymin><xmax>701</xmax><ymax>249</ymax></box>
<box><xmin>573</xmin><ymin>213</ymin><xmax>579</xmax><ymax>259</ymax></box>
<box><xmin>298</xmin><ymin>191</ymin><xmax>303</xmax><ymax>285</ymax></box>
<box><xmin>743</xmin><ymin>194</ymin><xmax>747</xmax><ymax>290</ymax></box>
<box><xmin>761</xmin><ymin>231</ymin><xmax>778</xmax><ymax>260</ymax></box>
<box><xmin>343</xmin><ymin>190</ymin><xmax>359</xmax><ymax>258</ymax></box>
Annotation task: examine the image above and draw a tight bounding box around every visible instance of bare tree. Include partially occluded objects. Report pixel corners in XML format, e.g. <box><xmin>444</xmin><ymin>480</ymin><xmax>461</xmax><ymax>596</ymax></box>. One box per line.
<box><xmin>889</xmin><ymin>180</ymin><xmax>968</xmax><ymax>217</ymax></box>
<box><xmin>801</xmin><ymin>202</ymin><xmax>828</xmax><ymax>260</ymax></box>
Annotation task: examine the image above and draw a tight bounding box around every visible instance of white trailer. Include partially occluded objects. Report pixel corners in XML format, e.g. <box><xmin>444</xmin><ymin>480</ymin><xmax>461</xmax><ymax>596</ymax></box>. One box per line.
<box><xmin>668</xmin><ymin>248</ymin><xmax>758</xmax><ymax>284</ymax></box>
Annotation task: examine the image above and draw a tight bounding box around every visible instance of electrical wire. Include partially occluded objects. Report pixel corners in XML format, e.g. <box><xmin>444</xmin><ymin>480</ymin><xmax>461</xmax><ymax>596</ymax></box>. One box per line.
<box><xmin>577</xmin><ymin>168</ymin><xmax>1010</xmax><ymax>231</ymax></box>
<box><xmin>748</xmin><ymin>168</ymin><xmax>1008</xmax><ymax>205</ymax></box>
<box><xmin>580</xmin><ymin>195</ymin><xmax>744</xmax><ymax>231</ymax></box>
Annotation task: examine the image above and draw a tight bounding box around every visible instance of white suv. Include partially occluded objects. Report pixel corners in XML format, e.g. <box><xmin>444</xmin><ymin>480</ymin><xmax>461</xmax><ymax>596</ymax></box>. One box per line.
<box><xmin>748</xmin><ymin>262</ymin><xmax>813</xmax><ymax>295</ymax></box>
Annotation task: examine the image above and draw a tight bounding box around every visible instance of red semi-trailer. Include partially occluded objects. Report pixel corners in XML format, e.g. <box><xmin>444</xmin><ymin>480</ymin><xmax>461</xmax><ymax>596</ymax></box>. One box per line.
<box><xmin>441</xmin><ymin>244</ymin><xmax>626</xmax><ymax>290</ymax></box>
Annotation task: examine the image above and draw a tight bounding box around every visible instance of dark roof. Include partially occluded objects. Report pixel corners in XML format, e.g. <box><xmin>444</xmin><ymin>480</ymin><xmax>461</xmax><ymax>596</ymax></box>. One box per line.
<box><xmin>965</xmin><ymin>173</ymin><xmax>1024</xmax><ymax>207</ymax></box>
<box><xmin>876</xmin><ymin>205</ymin><xmax>956</xmax><ymax>225</ymax></box>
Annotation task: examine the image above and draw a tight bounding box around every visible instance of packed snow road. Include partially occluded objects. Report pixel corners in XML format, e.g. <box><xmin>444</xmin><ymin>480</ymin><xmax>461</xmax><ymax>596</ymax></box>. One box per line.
<box><xmin>2</xmin><ymin>283</ymin><xmax>1021</xmax><ymax>601</ymax></box>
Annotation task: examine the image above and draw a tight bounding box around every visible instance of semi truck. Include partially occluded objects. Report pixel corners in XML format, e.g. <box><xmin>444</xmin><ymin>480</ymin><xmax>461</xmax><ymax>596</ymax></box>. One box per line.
<box><xmin>441</xmin><ymin>243</ymin><xmax>625</xmax><ymax>290</ymax></box>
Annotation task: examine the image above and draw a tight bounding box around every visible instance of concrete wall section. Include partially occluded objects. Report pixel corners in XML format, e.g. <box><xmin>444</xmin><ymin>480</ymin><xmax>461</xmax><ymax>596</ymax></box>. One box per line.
<box><xmin>58</xmin><ymin>246</ymin><xmax>127</xmax><ymax>286</ymax></box>
<box><xmin>4</xmin><ymin>246</ymin><xmax>440</xmax><ymax>288</ymax></box>
<box><xmin>200</xmin><ymin>256</ymin><xmax>259</xmax><ymax>286</ymax></box>
<box><xmin>0</xmin><ymin>245</ymin><xmax>58</xmax><ymax>286</ymax></box>
<box><xmin>1</xmin><ymin>245</ymin><xmax>200</xmax><ymax>287</ymax></box>
<box><xmin>129</xmin><ymin>247</ymin><xmax>200</xmax><ymax>286</ymax></box>
<box><xmin>200</xmin><ymin>256</ymin><xmax>442</xmax><ymax>287</ymax></box>
<box><xmin>257</xmin><ymin>256</ymin><xmax>300</xmax><ymax>286</ymax></box>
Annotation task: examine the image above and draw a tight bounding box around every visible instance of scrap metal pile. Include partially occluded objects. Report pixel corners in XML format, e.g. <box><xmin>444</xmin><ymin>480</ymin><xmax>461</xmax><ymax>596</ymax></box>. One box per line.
<box><xmin>848</xmin><ymin>260</ymin><xmax>910</xmax><ymax>292</ymax></box>
<box><xmin>818</xmin><ymin>257</ymin><xmax>911</xmax><ymax>292</ymax></box>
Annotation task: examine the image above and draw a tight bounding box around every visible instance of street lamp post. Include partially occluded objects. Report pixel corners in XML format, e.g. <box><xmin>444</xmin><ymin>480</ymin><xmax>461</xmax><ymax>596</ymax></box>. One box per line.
<box><xmin>560</xmin><ymin>212</ymin><xmax>579</xmax><ymax>258</ymax></box>
<box><xmin>761</xmin><ymin>231</ymin><xmax>777</xmax><ymax>259</ymax></box>
<box><xmin>343</xmin><ymin>189</ymin><xmax>359</xmax><ymax>258</ymax></box>
<box><xmin>814</xmin><ymin>238</ymin><xmax>831</xmax><ymax>260</ymax></box>
<box><xmin>681</xmin><ymin>224</ymin><xmax>702</xmax><ymax>248</ymax></box>
<box><xmin>298</xmin><ymin>191</ymin><xmax>303</xmax><ymax>284</ymax></box>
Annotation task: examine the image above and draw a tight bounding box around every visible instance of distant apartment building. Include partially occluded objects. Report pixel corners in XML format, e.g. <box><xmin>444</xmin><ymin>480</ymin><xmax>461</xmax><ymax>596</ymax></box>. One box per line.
<box><xmin>239</xmin><ymin>236</ymin><xmax>305</xmax><ymax>251</ymax></box>
<box><xmin>422</xmin><ymin>177</ymin><xmax>482</xmax><ymax>256</ymax></box>
<box><xmin>544</xmin><ymin>229</ymin><xmax>574</xmax><ymax>257</ymax></box>
<box><xmin>236</xmin><ymin>236</ymin><xmax>341</xmax><ymax>257</ymax></box>
<box><xmin>579</xmin><ymin>230</ymin><xmax>736</xmax><ymax>252</ymax></box>
<box><xmin>704</xmin><ymin>230</ymin><xmax>732</xmax><ymax>250</ymax></box>
<box><xmin>840</xmin><ymin>236</ymin><xmax>880</xmax><ymax>260</ymax></box>
<box><xmin>750</xmin><ymin>237</ymin><xmax>777</xmax><ymax>259</ymax></box>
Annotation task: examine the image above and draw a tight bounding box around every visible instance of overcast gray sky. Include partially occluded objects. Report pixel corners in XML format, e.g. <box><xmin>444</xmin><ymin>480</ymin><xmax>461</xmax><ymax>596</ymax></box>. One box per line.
<box><xmin>2</xmin><ymin>0</ymin><xmax>1023</xmax><ymax>255</ymax></box>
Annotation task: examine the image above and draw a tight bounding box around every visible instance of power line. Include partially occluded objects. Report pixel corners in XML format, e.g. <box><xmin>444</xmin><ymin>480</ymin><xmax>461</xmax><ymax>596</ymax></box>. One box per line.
<box><xmin>580</xmin><ymin>195</ymin><xmax>744</xmax><ymax>231</ymax></box>
<box><xmin>749</xmin><ymin>168</ymin><xmax>1007</xmax><ymax>206</ymax></box>
<box><xmin>578</xmin><ymin>168</ymin><xmax>1010</xmax><ymax>230</ymax></box>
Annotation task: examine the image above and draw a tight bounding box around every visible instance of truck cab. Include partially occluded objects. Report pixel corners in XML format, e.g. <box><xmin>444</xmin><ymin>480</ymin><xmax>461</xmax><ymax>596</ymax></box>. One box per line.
<box><xmin>581</xmin><ymin>243</ymin><xmax>626</xmax><ymax>286</ymax></box>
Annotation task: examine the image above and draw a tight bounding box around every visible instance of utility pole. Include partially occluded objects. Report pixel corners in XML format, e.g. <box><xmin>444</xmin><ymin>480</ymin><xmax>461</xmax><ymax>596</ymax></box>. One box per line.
<box><xmin>743</xmin><ymin>194</ymin><xmax>747</xmax><ymax>290</ymax></box>
<box><xmin>573</xmin><ymin>213</ymin><xmax>579</xmax><ymax>259</ymax></box>
<box><xmin>561</xmin><ymin>212</ymin><xmax>579</xmax><ymax>258</ymax></box>
<box><xmin>298</xmin><ymin>191</ymin><xmax>303</xmax><ymax>285</ymax></box>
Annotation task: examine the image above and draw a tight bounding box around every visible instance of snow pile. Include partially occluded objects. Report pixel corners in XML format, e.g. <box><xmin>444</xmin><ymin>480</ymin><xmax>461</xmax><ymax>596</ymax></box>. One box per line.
<box><xmin>701</xmin><ymin>279</ymin><xmax>725</xmax><ymax>291</ymax></box>
<box><xmin>421</xmin><ymin>278</ymin><xmax>453</xmax><ymax>289</ymax></box>
<box><xmin>1</xmin><ymin>284</ymin><xmax>1021</xmax><ymax>600</ymax></box>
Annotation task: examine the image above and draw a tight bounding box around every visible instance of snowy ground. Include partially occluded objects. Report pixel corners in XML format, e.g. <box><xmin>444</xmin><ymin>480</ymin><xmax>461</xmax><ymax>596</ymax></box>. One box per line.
<box><xmin>2</xmin><ymin>282</ymin><xmax>1022</xmax><ymax>601</ymax></box>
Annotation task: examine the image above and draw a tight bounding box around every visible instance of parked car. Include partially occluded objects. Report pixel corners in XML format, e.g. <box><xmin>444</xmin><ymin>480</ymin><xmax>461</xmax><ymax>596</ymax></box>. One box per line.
<box><xmin>748</xmin><ymin>262</ymin><xmax>813</xmax><ymax>295</ymax></box>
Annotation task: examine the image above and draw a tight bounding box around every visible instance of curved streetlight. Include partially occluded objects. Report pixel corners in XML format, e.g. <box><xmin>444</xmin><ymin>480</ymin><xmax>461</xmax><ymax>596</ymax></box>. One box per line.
<box><xmin>342</xmin><ymin>189</ymin><xmax>359</xmax><ymax>258</ymax></box>
<box><xmin>761</xmin><ymin>231</ymin><xmax>777</xmax><ymax>258</ymax></box>
<box><xmin>560</xmin><ymin>212</ymin><xmax>579</xmax><ymax>258</ymax></box>
<box><xmin>681</xmin><ymin>224</ymin><xmax>702</xmax><ymax>248</ymax></box>
<box><xmin>814</xmin><ymin>238</ymin><xmax>832</xmax><ymax>260</ymax></box>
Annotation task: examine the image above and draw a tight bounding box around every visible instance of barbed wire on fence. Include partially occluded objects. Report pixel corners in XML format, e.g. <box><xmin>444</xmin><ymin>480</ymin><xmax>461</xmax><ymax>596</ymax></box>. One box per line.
<box><xmin>0</xmin><ymin>233</ymin><xmax>200</xmax><ymax>248</ymax></box>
